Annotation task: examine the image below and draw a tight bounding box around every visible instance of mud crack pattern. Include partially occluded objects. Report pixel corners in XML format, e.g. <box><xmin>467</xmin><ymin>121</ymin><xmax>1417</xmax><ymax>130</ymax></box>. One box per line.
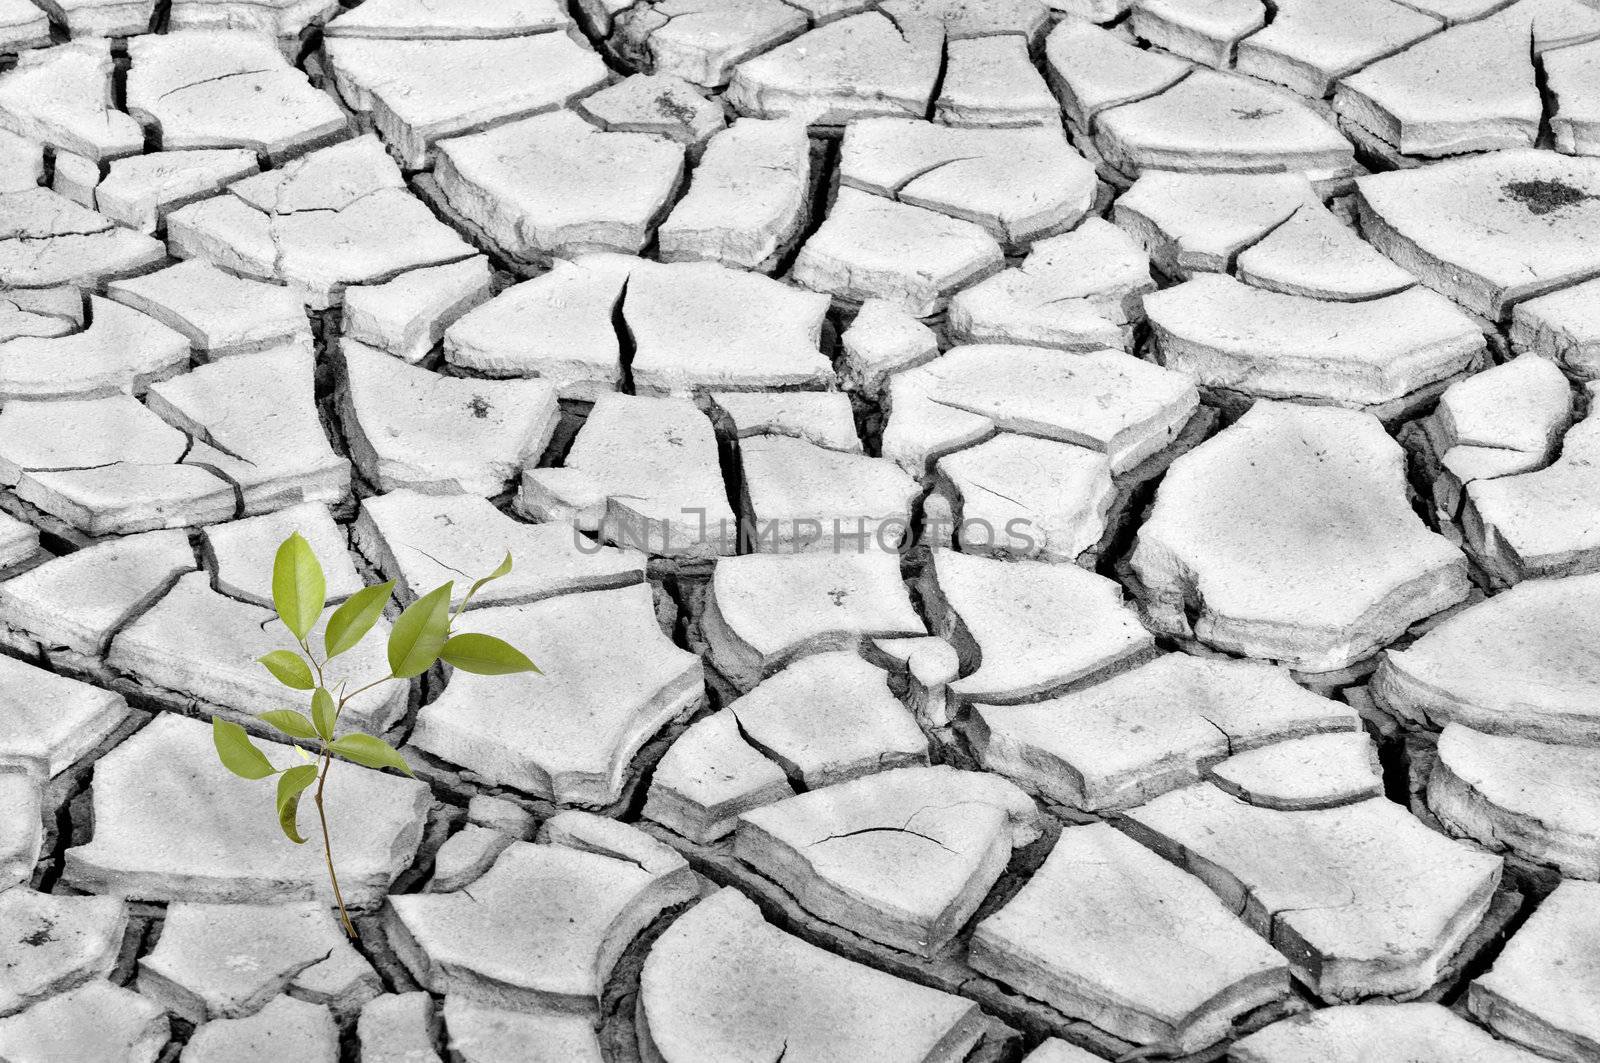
<box><xmin>0</xmin><ymin>0</ymin><xmax>1598</xmax><ymax>1061</ymax></box>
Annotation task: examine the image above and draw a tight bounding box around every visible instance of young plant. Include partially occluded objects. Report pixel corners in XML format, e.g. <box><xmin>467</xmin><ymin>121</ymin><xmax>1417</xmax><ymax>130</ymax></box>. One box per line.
<box><xmin>210</xmin><ymin>532</ymin><xmax>538</xmax><ymax>938</ymax></box>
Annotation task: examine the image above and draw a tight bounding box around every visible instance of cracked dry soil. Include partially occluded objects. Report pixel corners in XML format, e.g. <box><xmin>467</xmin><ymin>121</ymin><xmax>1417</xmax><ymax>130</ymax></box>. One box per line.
<box><xmin>0</xmin><ymin>0</ymin><xmax>1599</xmax><ymax>1061</ymax></box>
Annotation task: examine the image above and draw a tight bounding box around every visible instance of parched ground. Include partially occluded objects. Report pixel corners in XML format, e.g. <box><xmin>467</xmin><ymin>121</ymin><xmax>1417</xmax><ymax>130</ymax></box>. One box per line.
<box><xmin>1</xmin><ymin>0</ymin><xmax>1599</xmax><ymax>1060</ymax></box>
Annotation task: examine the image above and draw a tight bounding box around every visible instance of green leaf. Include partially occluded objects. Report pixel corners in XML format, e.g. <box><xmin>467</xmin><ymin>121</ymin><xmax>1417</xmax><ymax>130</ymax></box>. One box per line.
<box><xmin>212</xmin><ymin>717</ymin><xmax>277</xmax><ymax>779</ymax></box>
<box><xmin>456</xmin><ymin>552</ymin><xmax>514</xmax><ymax>615</ymax></box>
<box><xmin>324</xmin><ymin>580</ymin><xmax>395</xmax><ymax>660</ymax></box>
<box><xmin>272</xmin><ymin>532</ymin><xmax>325</xmax><ymax>641</ymax></box>
<box><xmin>441</xmin><ymin>632</ymin><xmax>540</xmax><ymax>676</ymax></box>
<box><xmin>275</xmin><ymin>764</ymin><xmax>318</xmax><ymax>844</ymax></box>
<box><xmin>257</xmin><ymin>649</ymin><xmax>314</xmax><ymax>690</ymax></box>
<box><xmin>311</xmin><ymin>687</ymin><xmax>337</xmax><ymax>741</ymax></box>
<box><xmin>329</xmin><ymin>732</ymin><xmax>414</xmax><ymax>776</ymax></box>
<box><xmin>258</xmin><ymin>709</ymin><xmax>318</xmax><ymax>740</ymax></box>
<box><xmin>387</xmin><ymin>581</ymin><xmax>453</xmax><ymax>679</ymax></box>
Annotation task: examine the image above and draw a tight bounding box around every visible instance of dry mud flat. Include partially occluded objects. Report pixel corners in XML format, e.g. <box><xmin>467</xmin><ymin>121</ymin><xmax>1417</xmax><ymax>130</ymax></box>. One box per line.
<box><xmin>2</xmin><ymin>0</ymin><xmax>1600</xmax><ymax>1060</ymax></box>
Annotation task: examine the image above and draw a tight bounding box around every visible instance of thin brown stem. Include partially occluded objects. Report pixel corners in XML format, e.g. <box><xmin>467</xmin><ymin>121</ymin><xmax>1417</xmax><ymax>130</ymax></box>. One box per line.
<box><xmin>301</xmin><ymin>637</ymin><xmax>328</xmax><ymax>691</ymax></box>
<box><xmin>335</xmin><ymin>674</ymin><xmax>394</xmax><ymax>722</ymax></box>
<box><xmin>313</xmin><ymin>752</ymin><xmax>357</xmax><ymax>939</ymax></box>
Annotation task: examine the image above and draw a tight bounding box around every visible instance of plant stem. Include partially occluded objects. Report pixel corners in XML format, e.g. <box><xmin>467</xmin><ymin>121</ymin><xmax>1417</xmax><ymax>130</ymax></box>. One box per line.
<box><xmin>313</xmin><ymin>750</ymin><xmax>357</xmax><ymax>939</ymax></box>
<box><xmin>298</xmin><ymin>641</ymin><xmax>391</xmax><ymax>939</ymax></box>
<box><xmin>336</xmin><ymin>674</ymin><xmax>394</xmax><ymax>719</ymax></box>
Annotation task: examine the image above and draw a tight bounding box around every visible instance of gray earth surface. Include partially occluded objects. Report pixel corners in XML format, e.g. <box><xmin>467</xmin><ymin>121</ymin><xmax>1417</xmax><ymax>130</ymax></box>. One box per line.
<box><xmin>0</xmin><ymin>0</ymin><xmax>1598</xmax><ymax>1060</ymax></box>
